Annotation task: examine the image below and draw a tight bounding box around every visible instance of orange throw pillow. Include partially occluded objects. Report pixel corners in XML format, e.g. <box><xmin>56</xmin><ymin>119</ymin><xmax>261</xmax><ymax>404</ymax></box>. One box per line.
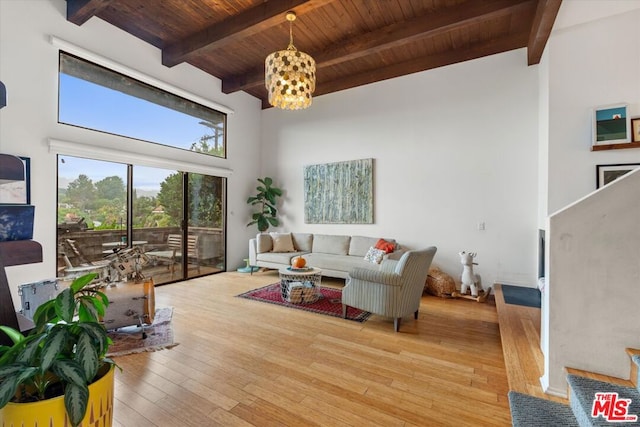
<box><xmin>375</xmin><ymin>238</ymin><xmax>395</xmax><ymax>254</ymax></box>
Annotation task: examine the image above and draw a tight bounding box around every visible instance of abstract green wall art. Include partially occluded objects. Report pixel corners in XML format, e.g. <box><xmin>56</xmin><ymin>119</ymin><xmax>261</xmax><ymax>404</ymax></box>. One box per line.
<box><xmin>304</xmin><ymin>158</ymin><xmax>373</xmax><ymax>224</ymax></box>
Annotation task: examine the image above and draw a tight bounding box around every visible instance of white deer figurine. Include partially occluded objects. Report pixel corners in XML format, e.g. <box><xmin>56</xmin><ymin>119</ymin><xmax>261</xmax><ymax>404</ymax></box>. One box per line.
<box><xmin>459</xmin><ymin>251</ymin><xmax>481</xmax><ymax>297</ymax></box>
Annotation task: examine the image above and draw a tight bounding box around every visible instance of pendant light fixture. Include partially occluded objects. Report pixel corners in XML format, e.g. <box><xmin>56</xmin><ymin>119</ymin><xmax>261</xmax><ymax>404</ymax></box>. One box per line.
<box><xmin>265</xmin><ymin>11</ymin><xmax>316</xmax><ymax>110</ymax></box>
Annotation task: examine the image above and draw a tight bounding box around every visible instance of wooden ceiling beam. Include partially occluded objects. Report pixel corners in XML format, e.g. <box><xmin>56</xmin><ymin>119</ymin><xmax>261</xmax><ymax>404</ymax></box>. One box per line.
<box><xmin>527</xmin><ymin>0</ymin><xmax>562</xmax><ymax>65</ymax></box>
<box><xmin>266</xmin><ymin>31</ymin><xmax>530</xmax><ymax>107</ymax></box>
<box><xmin>162</xmin><ymin>0</ymin><xmax>334</xmax><ymax>68</ymax></box>
<box><xmin>66</xmin><ymin>0</ymin><xmax>113</xmax><ymax>26</ymax></box>
<box><xmin>318</xmin><ymin>0</ymin><xmax>532</xmax><ymax>68</ymax></box>
<box><xmin>260</xmin><ymin>32</ymin><xmax>529</xmax><ymax>108</ymax></box>
<box><xmin>223</xmin><ymin>0</ymin><xmax>532</xmax><ymax>94</ymax></box>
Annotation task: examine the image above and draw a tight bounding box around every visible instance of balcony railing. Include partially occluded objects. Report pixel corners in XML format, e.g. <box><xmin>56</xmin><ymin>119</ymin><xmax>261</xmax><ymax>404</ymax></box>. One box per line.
<box><xmin>57</xmin><ymin>226</ymin><xmax>224</xmax><ymax>281</ymax></box>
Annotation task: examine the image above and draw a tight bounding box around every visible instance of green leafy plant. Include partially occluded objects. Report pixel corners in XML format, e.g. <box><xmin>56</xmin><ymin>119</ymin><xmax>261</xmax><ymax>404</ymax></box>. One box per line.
<box><xmin>0</xmin><ymin>273</ymin><xmax>114</xmax><ymax>427</ymax></box>
<box><xmin>246</xmin><ymin>177</ymin><xmax>283</xmax><ymax>232</ymax></box>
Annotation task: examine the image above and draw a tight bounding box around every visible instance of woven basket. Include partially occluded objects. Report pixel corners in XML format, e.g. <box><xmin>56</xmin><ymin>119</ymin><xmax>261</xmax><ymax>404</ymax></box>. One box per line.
<box><xmin>425</xmin><ymin>267</ymin><xmax>456</xmax><ymax>297</ymax></box>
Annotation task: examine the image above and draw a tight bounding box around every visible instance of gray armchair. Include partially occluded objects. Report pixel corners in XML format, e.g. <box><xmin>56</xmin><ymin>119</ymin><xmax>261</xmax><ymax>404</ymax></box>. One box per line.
<box><xmin>342</xmin><ymin>247</ymin><xmax>437</xmax><ymax>332</ymax></box>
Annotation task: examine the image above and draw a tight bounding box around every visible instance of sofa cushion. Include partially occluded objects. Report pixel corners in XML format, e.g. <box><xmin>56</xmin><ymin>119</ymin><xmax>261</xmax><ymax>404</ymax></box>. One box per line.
<box><xmin>304</xmin><ymin>253</ymin><xmax>379</xmax><ymax>272</ymax></box>
<box><xmin>312</xmin><ymin>234</ymin><xmax>350</xmax><ymax>255</ymax></box>
<box><xmin>256</xmin><ymin>233</ymin><xmax>273</xmax><ymax>253</ymax></box>
<box><xmin>257</xmin><ymin>251</ymin><xmax>306</xmax><ymax>264</ymax></box>
<box><xmin>270</xmin><ymin>232</ymin><xmax>295</xmax><ymax>252</ymax></box>
<box><xmin>348</xmin><ymin>236</ymin><xmax>380</xmax><ymax>257</ymax></box>
<box><xmin>291</xmin><ymin>233</ymin><xmax>313</xmax><ymax>252</ymax></box>
<box><xmin>363</xmin><ymin>246</ymin><xmax>385</xmax><ymax>264</ymax></box>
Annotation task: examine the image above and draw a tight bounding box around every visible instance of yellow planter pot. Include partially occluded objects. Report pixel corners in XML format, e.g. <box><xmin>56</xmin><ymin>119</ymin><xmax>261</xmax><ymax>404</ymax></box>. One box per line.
<box><xmin>1</xmin><ymin>364</ymin><xmax>115</xmax><ymax>427</ymax></box>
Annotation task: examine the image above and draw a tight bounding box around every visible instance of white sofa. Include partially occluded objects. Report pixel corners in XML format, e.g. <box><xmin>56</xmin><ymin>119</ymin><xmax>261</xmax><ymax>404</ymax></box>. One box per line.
<box><xmin>248</xmin><ymin>232</ymin><xmax>405</xmax><ymax>279</ymax></box>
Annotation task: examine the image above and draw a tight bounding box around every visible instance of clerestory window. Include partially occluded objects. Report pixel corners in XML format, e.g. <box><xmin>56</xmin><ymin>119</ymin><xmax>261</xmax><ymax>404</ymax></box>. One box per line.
<box><xmin>58</xmin><ymin>51</ymin><xmax>226</xmax><ymax>158</ymax></box>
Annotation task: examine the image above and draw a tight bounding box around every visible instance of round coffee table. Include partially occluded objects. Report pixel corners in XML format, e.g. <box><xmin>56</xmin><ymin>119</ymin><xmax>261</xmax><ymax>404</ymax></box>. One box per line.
<box><xmin>278</xmin><ymin>267</ymin><xmax>322</xmax><ymax>304</ymax></box>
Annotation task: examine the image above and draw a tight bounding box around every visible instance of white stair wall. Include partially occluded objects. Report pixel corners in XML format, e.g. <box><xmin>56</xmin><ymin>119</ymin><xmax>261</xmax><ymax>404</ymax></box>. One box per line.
<box><xmin>542</xmin><ymin>168</ymin><xmax>640</xmax><ymax>396</ymax></box>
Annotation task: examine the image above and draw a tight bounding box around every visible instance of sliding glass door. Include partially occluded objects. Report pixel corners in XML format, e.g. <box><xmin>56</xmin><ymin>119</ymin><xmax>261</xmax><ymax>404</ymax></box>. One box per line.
<box><xmin>185</xmin><ymin>173</ymin><xmax>226</xmax><ymax>279</ymax></box>
<box><xmin>57</xmin><ymin>157</ymin><xmax>128</xmax><ymax>275</ymax></box>
<box><xmin>131</xmin><ymin>165</ymin><xmax>183</xmax><ymax>284</ymax></box>
<box><xmin>57</xmin><ymin>155</ymin><xmax>226</xmax><ymax>284</ymax></box>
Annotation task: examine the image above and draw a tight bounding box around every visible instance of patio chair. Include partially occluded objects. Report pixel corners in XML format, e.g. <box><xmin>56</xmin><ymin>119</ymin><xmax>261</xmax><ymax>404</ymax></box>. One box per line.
<box><xmin>146</xmin><ymin>234</ymin><xmax>200</xmax><ymax>278</ymax></box>
<box><xmin>62</xmin><ymin>238</ymin><xmax>111</xmax><ymax>278</ymax></box>
<box><xmin>342</xmin><ymin>247</ymin><xmax>437</xmax><ymax>332</ymax></box>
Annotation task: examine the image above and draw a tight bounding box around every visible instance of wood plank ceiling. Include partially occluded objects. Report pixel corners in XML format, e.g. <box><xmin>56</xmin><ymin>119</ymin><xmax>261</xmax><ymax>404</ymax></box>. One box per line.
<box><xmin>66</xmin><ymin>0</ymin><xmax>562</xmax><ymax>109</ymax></box>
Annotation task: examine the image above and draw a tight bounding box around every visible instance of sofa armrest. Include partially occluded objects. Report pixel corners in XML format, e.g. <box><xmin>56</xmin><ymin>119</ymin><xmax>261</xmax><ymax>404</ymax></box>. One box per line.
<box><xmin>249</xmin><ymin>238</ymin><xmax>258</xmax><ymax>266</ymax></box>
<box><xmin>385</xmin><ymin>247</ymin><xmax>407</xmax><ymax>261</ymax></box>
<box><xmin>348</xmin><ymin>267</ymin><xmax>402</xmax><ymax>286</ymax></box>
<box><xmin>379</xmin><ymin>258</ymin><xmax>398</xmax><ymax>273</ymax></box>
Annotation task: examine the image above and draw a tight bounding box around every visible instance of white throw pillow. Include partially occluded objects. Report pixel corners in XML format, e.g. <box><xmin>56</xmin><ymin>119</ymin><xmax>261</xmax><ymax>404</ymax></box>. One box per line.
<box><xmin>270</xmin><ymin>232</ymin><xmax>295</xmax><ymax>252</ymax></box>
<box><xmin>363</xmin><ymin>246</ymin><xmax>385</xmax><ymax>264</ymax></box>
<box><xmin>256</xmin><ymin>233</ymin><xmax>273</xmax><ymax>253</ymax></box>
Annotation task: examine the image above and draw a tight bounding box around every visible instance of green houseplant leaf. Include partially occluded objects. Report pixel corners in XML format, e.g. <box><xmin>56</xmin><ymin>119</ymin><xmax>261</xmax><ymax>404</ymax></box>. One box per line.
<box><xmin>78</xmin><ymin>323</ymin><xmax>110</xmax><ymax>356</ymax></box>
<box><xmin>52</xmin><ymin>359</ymin><xmax>87</xmax><ymax>387</ymax></box>
<box><xmin>0</xmin><ymin>272</ymin><xmax>114</xmax><ymax>427</ymax></box>
<box><xmin>40</xmin><ymin>325</ymin><xmax>67</xmax><ymax>373</ymax></box>
<box><xmin>32</xmin><ymin>300</ymin><xmax>56</xmax><ymax>331</ymax></box>
<box><xmin>246</xmin><ymin>176</ymin><xmax>283</xmax><ymax>232</ymax></box>
<box><xmin>0</xmin><ymin>367</ymin><xmax>38</xmax><ymax>409</ymax></box>
<box><xmin>55</xmin><ymin>288</ymin><xmax>76</xmax><ymax>323</ymax></box>
<box><xmin>74</xmin><ymin>331</ymin><xmax>100</xmax><ymax>381</ymax></box>
<box><xmin>70</xmin><ymin>273</ymin><xmax>98</xmax><ymax>292</ymax></box>
<box><xmin>64</xmin><ymin>383</ymin><xmax>89</xmax><ymax>427</ymax></box>
<box><xmin>0</xmin><ymin>325</ymin><xmax>23</xmax><ymax>345</ymax></box>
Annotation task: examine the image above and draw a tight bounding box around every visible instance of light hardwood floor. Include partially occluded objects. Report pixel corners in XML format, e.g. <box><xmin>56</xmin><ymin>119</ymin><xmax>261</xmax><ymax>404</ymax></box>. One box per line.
<box><xmin>493</xmin><ymin>284</ymin><xmax>638</xmax><ymax>405</ymax></box>
<box><xmin>111</xmin><ymin>271</ymin><xmax>512</xmax><ymax>426</ymax></box>
<box><xmin>492</xmin><ymin>284</ymin><xmax>555</xmax><ymax>402</ymax></box>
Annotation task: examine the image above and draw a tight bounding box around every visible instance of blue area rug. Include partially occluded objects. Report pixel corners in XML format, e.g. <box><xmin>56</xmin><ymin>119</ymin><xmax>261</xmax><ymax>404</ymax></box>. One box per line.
<box><xmin>501</xmin><ymin>284</ymin><xmax>541</xmax><ymax>308</ymax></box>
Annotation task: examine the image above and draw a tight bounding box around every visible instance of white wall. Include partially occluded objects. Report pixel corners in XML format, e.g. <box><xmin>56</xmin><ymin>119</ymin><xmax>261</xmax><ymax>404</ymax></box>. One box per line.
<box><xmin>537</xmin><ymin>51</ymin><xmax>550</xmax><ymax>231</ymax></box>
<box><xmin>540</xmin><ymin>3</ymin><xmax>640</xmax><ymax>396</ymax></box>
<box><xmin>545</xmin><ymin>170</ymin><xmax>640</xmax><ymax>396</ymax></box>
<box><xmin>548</xmin><ymin>7</ymin><xmax>640</xmax><ymax>214</ymax></box>
<box><xmin>0</xmin><ymin>0</ymin><xmax>262</xmax><ymax>308</ymax></box>
<box><xmin>261</xmin><ymin>49</ymin><xmax>540</xmax><ymax>288</ymax></box>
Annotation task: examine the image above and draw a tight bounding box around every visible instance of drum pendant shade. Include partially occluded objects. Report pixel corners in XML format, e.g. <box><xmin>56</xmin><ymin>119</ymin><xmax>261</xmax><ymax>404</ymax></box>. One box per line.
<box><xmin>265</xmin><ymin>12</ymin><xmax>316</xmax><ymax>110</ymax></box>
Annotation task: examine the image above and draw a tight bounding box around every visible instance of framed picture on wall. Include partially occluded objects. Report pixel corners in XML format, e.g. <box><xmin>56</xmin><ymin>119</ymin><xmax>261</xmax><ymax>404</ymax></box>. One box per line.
<box><xmin>592</xmin><ymin>104</ymin><xmax>631</xmax><ymax>145</ymax></box>
<box><xmin>596</xmin><ymin>163</ymin><xmax>640</xmax><ymax>189</ymax></box>
<box><xmin>0</xmin><ymin>156</ymin><xmax>30</xmax><ymax>204</ymax></box>
<box><xmin>632</xmin><ymin>118</ymin><xmax>640</xmax><ymax>142</ymax></box>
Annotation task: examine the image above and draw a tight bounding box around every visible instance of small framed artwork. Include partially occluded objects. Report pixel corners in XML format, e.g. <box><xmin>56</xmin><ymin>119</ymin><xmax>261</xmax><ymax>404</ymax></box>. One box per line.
<box><xmin>593</xmin><ymin>104</ymin><xmax>631</xmax><ymax>145</ymax></box>
<box><xmin>0</xmin><ymin>156</ymin><xmax>30</xmax><ymax>204</ymax></box>
<box><xmin>596</xmin><ymin>163</ymin><xmax>640</xmax><ymax>189</ymax></box>
<box><xmin>632</xmin><ymin>118</ymin><xmax>640</xmax><ymax>142</ymax></box>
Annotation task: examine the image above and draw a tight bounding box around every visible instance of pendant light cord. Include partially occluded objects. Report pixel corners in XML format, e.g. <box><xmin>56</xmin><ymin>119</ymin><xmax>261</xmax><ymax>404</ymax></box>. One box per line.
<box><xmin>287</xmin><ymin>13</ymin><xmax>296</xmax><ymax>51</ymax></box>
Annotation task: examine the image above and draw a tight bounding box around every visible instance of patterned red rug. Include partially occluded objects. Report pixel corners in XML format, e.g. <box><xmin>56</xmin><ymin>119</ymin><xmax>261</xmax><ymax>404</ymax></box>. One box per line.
<box><xmin>238</xmin><ymin>283</ymin><xmax>371</xmax><ymax>322</ymax></box>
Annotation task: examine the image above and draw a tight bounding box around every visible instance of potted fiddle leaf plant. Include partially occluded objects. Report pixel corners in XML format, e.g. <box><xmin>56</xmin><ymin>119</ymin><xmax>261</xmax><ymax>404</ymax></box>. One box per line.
<box><xmin>0</xmin><ymin>273</ymin><xmax>116</xmax><ymax>427</ymax></box>
<box><xmin>247</xmin><ymin>176</ymin><xmax>283</xmax><ymax>232</ymax></box>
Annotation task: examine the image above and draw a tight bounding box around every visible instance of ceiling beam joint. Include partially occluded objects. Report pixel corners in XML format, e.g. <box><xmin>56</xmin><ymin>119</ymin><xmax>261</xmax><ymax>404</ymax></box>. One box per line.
<box><xmin>527</xmin><ymin>0</ymin><xmax>562</xmax><ymax>65</ymax></box>
<box><xmin>162</xmin><ymin>0</ymin><xmax>333</xmax><ymax>68</ymax></box>
<box><xmin>66</xmin><ymin>0</ymin><xmax>113</xmax><ymax>26</ymax></box>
